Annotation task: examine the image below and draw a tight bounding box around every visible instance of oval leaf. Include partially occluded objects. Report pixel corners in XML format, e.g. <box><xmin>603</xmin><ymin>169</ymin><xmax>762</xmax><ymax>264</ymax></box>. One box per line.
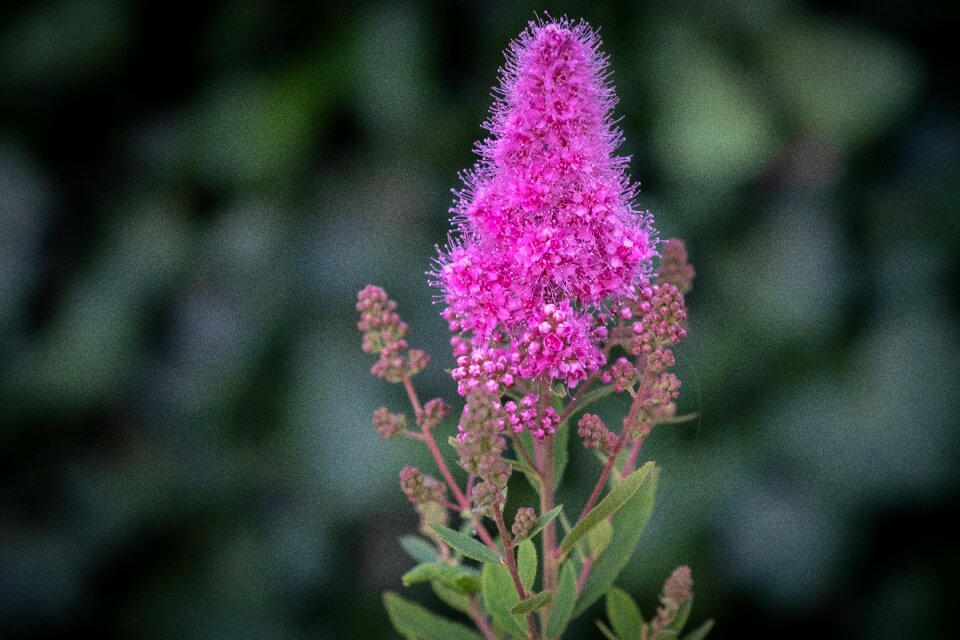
<box><xmin>574</xmin><ymin>463</ymin><xmax>659</xmax><ymax>618</ymax></box>
<box><xmin>545</xmin><ymin>562</ymin><xmax>577</xmax><ymax>637</ymax></box>
<box><xmin>587</xmin><ymin>519</ymin><xmax>613</xmax><ymax>559</ymax></box>
<box><xmin>402</xmin><ymin>562</ymin><xmax>478</xmax><ymax>589</ymax></box>
<box><xmin>482</xmin><ymin>562</ymin><xmax>526</xmax><ymax>636</ymax></box>
<box><xmin>606</xmin><ymin>587</ymin><xmax>644</xmax><ymax>639</ymax></box>
<box><xmin>384</xmin><ymin>592</ymin><xmax>484</xmax><ymax>640</ymax></box>
<box><xmin>430</xmin><ymin>524</ymin><xmax>501</xmax><ymax>565</ymax></box>
<box><xmin>559</xmin><ymin>462</ymin><xmax>655</xmax><ymax>559</ymax></box>
<box><xmin>511</xmin><ymin>589</ymin><xmax>553</xmax><ymax>615</ymax></box>
<box><xmin>518</xmin><ymin>539</ymin><xmax>537</xmax><ymax>591</ymax></box>
<box><xmin>400</xmin><ymin>535</ymin><xmax>440</xmax><ymax>564</ymax></box>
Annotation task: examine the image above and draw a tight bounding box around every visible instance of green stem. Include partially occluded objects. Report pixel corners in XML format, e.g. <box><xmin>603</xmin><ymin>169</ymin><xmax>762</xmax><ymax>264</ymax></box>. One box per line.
<box><xmin>493</xmin><ymin>501</ymin><xmax>540</xmax><ymax>639</ymax></box>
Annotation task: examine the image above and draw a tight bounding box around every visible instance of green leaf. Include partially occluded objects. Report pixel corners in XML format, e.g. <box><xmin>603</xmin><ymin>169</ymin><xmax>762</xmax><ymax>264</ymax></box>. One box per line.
<box><xmin>655</xmin><ymin>412</ymin><xmax>698</xmax><ymax>425</ymax></box>
<box><xmin>606</xmin><ymin>587</ymin><xmax>644</xmax><ymax>639</ymax></box>
<box><xmin>432</xmin><ymin>581</ymin><xmax>472</xmax><ymax>614</ymax></box>
<box><xmin>517</xmin><ymin>539</ymin><xmax>537</xmax><ymax>591</ymax></box>
<box><xmin>383</xmin><ymin>592</ymin><xmax>484</xmax><ymax>640</ymax></box>
<box><xmin>482</xmin><ymin>562</ymin><xmax>526</xmax><ymax>636</ymax></box>
<box><xmin>587</xmin><ymin>519</ymin><xmax>613</xmax><ymax>559</ymax></box>
<box><xmin>595</xmin><ymin>619</ymin><xmax>620</xmax><ymax>640</ymax></box>
<box><xmin>574</xmin><ymin>384</ymin><xmax>616</xmax><ymax>413</ymax></box>
<box><xmin>511</xmin><ymin>589</ymin><xmax>553</xmax><ymax>615</ymax></box>
<box><xmin>400</xmin><ymin>536</ymin><xmax>440</xmax><ymax>564</ymax></box>
<box><xmin>507</xmin><ymin>458</ymin><xmax>541</xmax><ymax>488</ymax></box>
<box><xmin>682</xmin><ymin>619</ymin><xmax>714</xmax><ymax>640</ymax></box>
<box><xmin>545</xmin><ymin>561</ymin><xmax>577</xmax><ymax>637</ymax></box>
<box><xmin>455</xmin><ymin>574</ymin><xmax>483</xmax><ymax>595</ymax></box>
<box><xmin>430</xmin><ymin>524</ymin><xmax>501</xmax><ymax>565</ymax></box>
<box><xmin>574</xmin><ymin>463</ymin><xmax>659</xmax><ymax>618</ymax></box>
<box><xmin>401</xmin><ymin>562</ymin><xmax>478</xmax><ymax>589</ymax></box>
<box><xmin>559</xmin><ymin>462</ymin><xmax>655</xmax><ymax>559</ymax></box>
<box><xmin>517</xmin><ymin>505</ymin><xmax>563</xmax><ymax>543</ymax></box>
<box><xmin>666</xmin><ymin>598</ymin><xmax>693</xmax><ymax>632</ymax></box>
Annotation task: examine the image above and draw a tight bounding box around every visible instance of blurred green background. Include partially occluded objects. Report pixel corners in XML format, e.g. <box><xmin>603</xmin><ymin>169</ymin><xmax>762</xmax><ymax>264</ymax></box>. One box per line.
<box><xmin>1</xmin><ymin>0</ymin><xmax>958</xmax><ymax>638</ymax></box>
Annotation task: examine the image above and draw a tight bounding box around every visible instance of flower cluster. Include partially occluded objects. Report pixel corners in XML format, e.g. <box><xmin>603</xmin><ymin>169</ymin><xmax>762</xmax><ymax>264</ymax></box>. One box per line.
<box><xmin>503</xmin><ymin>394</ymin><xmax>560</xmax><ymax>441</ymax></box>
<box><xmin>517</xmin><ymin>301</ymin><xmax>603</xmax><ymax>387</ymax></box>
<box><xmin>434</xmin><ymin>18</ymin><xmax>656</xmax><ymax>388</ymax></box>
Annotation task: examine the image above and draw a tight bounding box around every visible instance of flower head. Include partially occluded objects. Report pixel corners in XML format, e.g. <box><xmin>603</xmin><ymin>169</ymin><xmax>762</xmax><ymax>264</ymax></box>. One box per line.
<box><xmin>434</xmin><ymin>17</ymin><xmax>656</xmax><ymax>388</ymax></box>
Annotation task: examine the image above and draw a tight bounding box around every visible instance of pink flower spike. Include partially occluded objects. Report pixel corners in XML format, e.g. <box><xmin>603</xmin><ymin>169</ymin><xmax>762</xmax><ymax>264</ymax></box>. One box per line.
<box><xmin>432</xmin><ymin>17</ymin><xmax>657</xmax><ymax>355</ymax></box>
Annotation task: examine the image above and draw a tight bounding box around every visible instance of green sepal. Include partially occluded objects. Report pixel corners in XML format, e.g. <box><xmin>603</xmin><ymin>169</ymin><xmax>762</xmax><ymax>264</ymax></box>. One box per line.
<box><xmin>559</xmin><ymin>462</ymin><xmax>655</xmax><ymax>559</ymax></box>
<box><xmin>545</xmin><ymin>561</ymin><xmax>577</xmax><ymax>637</ymax></box>
<box><xmin>573</xmin><ymin>463</ymin><xmax>659</xmax><ymax>617</ymax></box>
<box><xmin>481</xmin><ymin>562</ymin><xmax>526</xmax><ymax>636</ymax></box>
<box><xmin>383</xmin><ymin>592</ymin><xmax>484</xmax><ymax>640</ymax></box>
<box><xmin>429</xmin><ymin>524</ymin><xmax>501</xmax><ymax>565</ymax></box>
<box><xmin>510</xmin><ymin>589</ymin><xmax>553</xmax><ymax>615</ymax></box>
<box><xmin>606</xmin><ymin>587</ymin><xmax>644</xmax><ymax>639</ymax></box>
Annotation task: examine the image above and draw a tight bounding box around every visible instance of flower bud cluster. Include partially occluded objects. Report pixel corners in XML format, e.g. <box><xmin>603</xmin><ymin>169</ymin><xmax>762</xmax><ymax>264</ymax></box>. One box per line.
<box><xmin>578</xmin><ymin>413</ymin><xmax>618</xmax><ymax>452</ymax></box>
<box><xmin>356</xmin><ymin>284</ymin><xmax>408</xmax><ymax>353</ymax></box>
<box><xmin>629</xmin><ymin>283</ymin><xmax>688</xmax><ymax>360</ymax></box>
<box><xmin>357</xmin><ymin>285</ymin><xmax>429</xmax><ymax>383</ymax></box>
<box><xmin>417</xmin><ymin>398</ymin><xmax>451</xmax><ymax>430</ymax></box>
<box><xmin>657</xmin><ymin>238</ymin><xmax>695</xmax><ymax>295</ymax></box>
<box><xmin>453</xmin><ymin>391</ymin><xmax>511</xmax><ymax>488</ymax></box>
<box><xmin>399</xmin><ymin>465</ymin><xmax>449</xmax><ymax>532</ymax></box>
<box><xmin>471</xmin><ymin>480</ymin><xmax>504</xmax><ymax>514</ymax></box>
<box><xmin>649</xmin><ymin>372</ymin><xmax>681</xmax><ymax>416</ymax></box>
<box><xmin>599</xmin><ymin>356</ymin><xmax>638</xmax><ymax>393</ymax></box>
<box><xmin>511</xmin><ymin>506</ymin><xmax>537</xmax><ymax>540</ymax></box>
<box><xmin>503</xmin><ymin>394</ymin><xmax>559</xmax><ymax>441</ymax></box>
<box><xmin>372</xmin><ymin>407</ymin><xmax>405</xmax><ymax>440</ymax></box>
<box><xmin>400</xmin><ymin>465</ymin><xmax>447</xmax><ymax>506</ymax></box>
<box><xmin>451</xmin><ymin>345</ymin><xmax>519</xmax><ymax>396</ymax></box>
<box><xmin>652</xmin><ymin>566</ymin><xmax>694</xmax><ymax>632</ymax></box>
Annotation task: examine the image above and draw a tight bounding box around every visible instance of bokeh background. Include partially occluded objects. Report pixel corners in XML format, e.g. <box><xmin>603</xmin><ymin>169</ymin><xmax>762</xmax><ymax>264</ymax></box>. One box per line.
<box><xmin>2</xmin><ymin>0</ymin><xmax>958</xmax><ymax>638</ymax></box>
